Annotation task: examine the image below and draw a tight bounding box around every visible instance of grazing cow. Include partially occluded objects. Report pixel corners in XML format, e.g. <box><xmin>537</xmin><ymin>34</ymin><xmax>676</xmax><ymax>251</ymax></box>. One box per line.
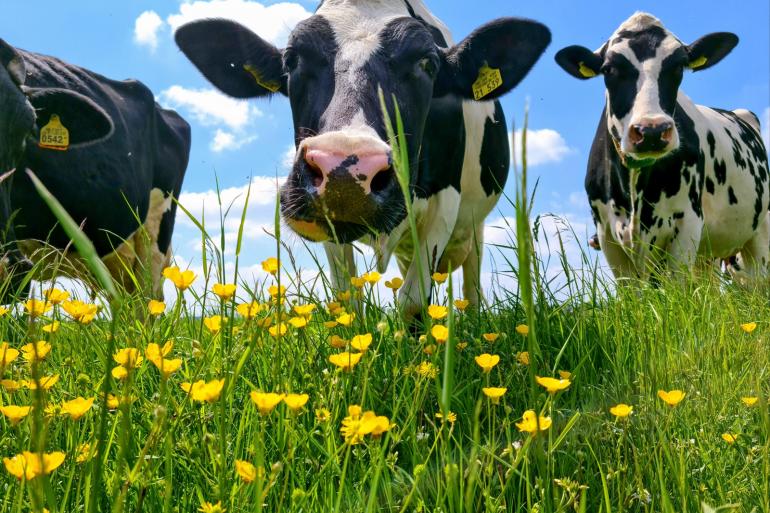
<box><xmin>0</xmin><ymin>38</ymin><xmax>191</xmax><ymax>300</ymax></box>
<box><xmin>555</xmin><ymin>12</ymin><xmax>769</xmax><ymax>281</ymax></box>
<box><xmin>175</xmin><ymin>0</ymin><xmax>550</xmax><ymax>315</ymax></box>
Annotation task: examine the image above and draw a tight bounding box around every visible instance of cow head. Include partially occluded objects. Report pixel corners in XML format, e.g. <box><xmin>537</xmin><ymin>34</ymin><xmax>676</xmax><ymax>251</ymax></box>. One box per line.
<box><xmin>175</xmin><ymin>5</ymin><xmax>550</xmax><ymax>243</ymax></box>
<box><xmin>555</xmin><ymin>12</ymin><xmax>738</xmax><ymax>165</ymax></box>
<box><xmin>0</xmin><ymin>38</ymin><xmax>114</xmax><ymax>300</ymax></box>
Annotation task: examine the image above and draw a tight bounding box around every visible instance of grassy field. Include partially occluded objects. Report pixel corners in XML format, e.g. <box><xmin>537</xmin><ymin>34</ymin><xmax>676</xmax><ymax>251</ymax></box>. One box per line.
<box><xmin>1</xmin><ymin>123</ymin><xmax>769</xmax><ymax>513</ymax></box>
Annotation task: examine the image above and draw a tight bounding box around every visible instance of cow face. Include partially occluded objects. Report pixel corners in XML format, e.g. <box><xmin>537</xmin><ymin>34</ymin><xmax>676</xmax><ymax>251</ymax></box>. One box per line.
<box><xmin>176</xmin><ymin>8</ymin><xmax>550</xmax><ymax>243</ymax></box>
<box><xmin>555</xmin><ymin>13</ymin><xmax>738</xmax><ymax>165</ymax></box>
<box><xmin>0</xmin><ymin>41</ymin><xmax>35</xmax><ymax>173</ymax></box>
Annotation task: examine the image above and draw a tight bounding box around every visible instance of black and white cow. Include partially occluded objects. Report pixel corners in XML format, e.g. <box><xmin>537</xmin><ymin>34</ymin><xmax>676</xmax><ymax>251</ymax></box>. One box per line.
<box><xmin>555</xmin><ymin>12</ymin><xmax>769</xmax><ymax>280</ymax></box>
<box><xmin>0</xmin><ymin>38</ymin><xmax>191</xmax><ymax>300</ymax></box>
<box><xmin>175</xmin><ymin>0</ymin><xmax>550</xmax><ymax>314</ymax></box>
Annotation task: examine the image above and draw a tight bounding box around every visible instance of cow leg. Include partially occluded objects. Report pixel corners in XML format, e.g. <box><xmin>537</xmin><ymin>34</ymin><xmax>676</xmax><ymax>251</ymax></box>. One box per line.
<box><xmin>667</xmin><ymin>221</ymin><xmax>702</xmax><ymax>275</ymax></box>
<box><xmin>323</xmin><ymin>242</ymin><xmax>356</xmax><ymax>293</ymax></box>
<box><xmin>735</xmin><ymin>213</ymin><xmax>770</xmax><ymax>282</ymax></box>
<box><xmin>598</xmin><ymin>224</ymin><xmax>635</xmax><ymax>280</ymax></box>
<box><xmin>461</xmin><ymin>223</ymin><xmax>484</xmax><ymax>308</ymax></box>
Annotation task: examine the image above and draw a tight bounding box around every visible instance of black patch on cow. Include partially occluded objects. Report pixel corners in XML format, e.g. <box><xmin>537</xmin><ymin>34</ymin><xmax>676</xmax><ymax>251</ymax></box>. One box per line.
<box><xmin>478</xmin><ymin>101</ymin><xmax>509</xmax><ymax>196</ymax></box>
<box><xmin>706</xmin><ymin>130</ymin><xmax>716</xmax><ymax>158</ymax></box>
<box><xmin>728</xmin><ymin>186</ymin><xmax>738</xmax><ymax>205</ymax></box>
<box><xmin>616</xmin><ymin>25</ymin><xmax>668</xmax><ymax>61</ymax></box>
<box><xmin>705</xmin><ymin>176</ymin><xmax>715</xmax><ymax>194</ymax></box>
<box><xmin>603</xmin><ymin>53</ymin><xmax>639</xmax><ymax>121</ymax></box>
<box><xmin>657</xmin><ymin>50</ymin><xmax>686</xmax><ymax>114</ymax></box>
<box><xmin>714</xmin><ymin>159</ymin><xmax>727</xmax><ymax>184</ymax></box>
<box><xmin>414</xmin><ymin>95</ymin><xmax>465</xmax><ymax>198</ymax></box>
<box><xmin>404</xmin><ymin>0</ymin><xmax>448</xmax><ymax>48</ymax></box>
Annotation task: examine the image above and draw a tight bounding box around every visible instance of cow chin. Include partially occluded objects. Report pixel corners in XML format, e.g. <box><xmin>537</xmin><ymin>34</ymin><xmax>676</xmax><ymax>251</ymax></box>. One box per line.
<box><xmin>284</xmin><ymin>217</ymin><xmax>374</xmax><ymax>244</ymax></box>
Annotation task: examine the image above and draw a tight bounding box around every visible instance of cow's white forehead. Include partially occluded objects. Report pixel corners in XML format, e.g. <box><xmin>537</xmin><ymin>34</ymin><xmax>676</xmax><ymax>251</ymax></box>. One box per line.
<box><xmin>317</xmin><ymin>0</ymin><xmax>452</xmax><ymax>66</ymax></box>
<box><xmin>603</xmin><ymin>11</ymin><xmax>681</xmax><ymax>59</ymax></box>
<box><xmin>613</xmin><ymin>11</ymin><xmax>664</xmax><ymax>35</ymax></box>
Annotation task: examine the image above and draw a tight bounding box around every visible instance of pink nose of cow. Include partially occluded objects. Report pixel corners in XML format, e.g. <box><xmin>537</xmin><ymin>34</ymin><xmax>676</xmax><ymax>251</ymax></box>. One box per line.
<box><xmin>628</xmin><ymin>119</ymin><xmax>675</xmax><ymax>154</ymax></box>
<box><xmin>304</xmin><ymin>149</ymin><xmax>393</xmax><ymax>195</ymax></box>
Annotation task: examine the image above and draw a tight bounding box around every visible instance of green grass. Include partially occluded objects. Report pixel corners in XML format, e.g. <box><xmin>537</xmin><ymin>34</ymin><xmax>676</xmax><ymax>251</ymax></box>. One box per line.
<box><xmin>0</xmin><ymin>119</ymin><xmax>769</xmax><ymax>513</ymax></box>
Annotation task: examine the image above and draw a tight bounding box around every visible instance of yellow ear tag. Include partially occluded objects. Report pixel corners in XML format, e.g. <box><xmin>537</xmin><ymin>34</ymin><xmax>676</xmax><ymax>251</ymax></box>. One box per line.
<box><xmin>39</xmin><ymin>114</ymin><xmax>69</xmax><ymax>151</ymax></box>
<box><xmin>472</xmin><ymin>65</ymin><xmax>503</xmax><ymax>101</ymax></box>
<box><xmin>243</xmin><ymin>64</ymin><xmax>281</xmax><ymax>93</ymax></box>
<box><xmin>688</xmin><ymin>56</ymin><xmax>708</xmax><ymax>69</ymax></box>
<box><xmin>578</xmin><ymin>62</ymin><xmax>597</xmax><ymax>78</ymax></box>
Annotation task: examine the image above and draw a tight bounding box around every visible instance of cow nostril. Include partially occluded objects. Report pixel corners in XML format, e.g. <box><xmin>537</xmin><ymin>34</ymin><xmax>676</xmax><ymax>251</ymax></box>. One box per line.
<box><xmin>629</xmin><ymin>125</ymin><xmax>644</xmax><ymax>145</ymax></box>
<box><xmin>370</xmin><ymin>166</ymin><xmax>394</xmax><ymax>194</ymax></box>
<box><xmin>661</xmin><ymin>124</ymin><xmax>674</xmax><ymax>142</ymax></box>
<box><xmin>306</xmin><ymin>160</ymin><xmax>324</xmax><ymax>188</ymax></box>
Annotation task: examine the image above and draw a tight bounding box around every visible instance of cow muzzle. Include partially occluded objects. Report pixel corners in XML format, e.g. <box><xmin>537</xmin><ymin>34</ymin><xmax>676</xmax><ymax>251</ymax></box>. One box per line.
<box><xmin>625</xmin><ymin>116</ymin><xmax>677</xmax><ymax>158</ymax></box>
<box><xmin>283</xmin><ymin>132</ymin><xmax>398</xmax><ymax>242</ymax></box>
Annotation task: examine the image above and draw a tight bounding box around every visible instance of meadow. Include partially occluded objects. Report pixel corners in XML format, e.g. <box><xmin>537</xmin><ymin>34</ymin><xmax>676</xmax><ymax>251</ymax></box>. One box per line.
<box><xmin>1</xmin><ymin>121</ymin><xmax>769</xmax><ymax>513</ymax></box>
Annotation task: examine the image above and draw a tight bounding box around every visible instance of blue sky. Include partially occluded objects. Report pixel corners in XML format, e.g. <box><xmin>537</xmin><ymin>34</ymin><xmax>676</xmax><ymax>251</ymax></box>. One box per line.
<box><xmin>3</xmin><ymin>0</ymin><xmax>769</xmax><ymax>294</ymax></box>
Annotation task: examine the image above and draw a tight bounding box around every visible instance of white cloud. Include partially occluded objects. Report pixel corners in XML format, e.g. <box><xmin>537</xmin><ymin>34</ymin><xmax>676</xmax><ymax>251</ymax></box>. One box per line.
<box><xmin>763</xmin><ymin>107</ymin><xmax>769</xmax><ymax>149</ymax></box>
<box><xmin>210</xmin><ymin>129</ymin><xmax>257</xmax><ymax>152</ymax></box>
<box><xmin>511</xmin><ymin>128</ymin><xmax>573</xmax><ymax>167</ymax></box>
<box><xmin>159</xmin><ymin>85</ymin><xmax>260</xmax><ymax>130</ymax></box>
<box><xmin>134</xmin><ymin>11</ymin><xmax>164</xmax><ymax>51</ymax></box>
<box><xmin>166</xmin><ymin>0</ymin><xmax>312</xmax><ymax>47</ymax></box>
<box><xmin>282</xmin><ymin>145</ymin><xmax>297</xmax><ymax>170</ymax></box>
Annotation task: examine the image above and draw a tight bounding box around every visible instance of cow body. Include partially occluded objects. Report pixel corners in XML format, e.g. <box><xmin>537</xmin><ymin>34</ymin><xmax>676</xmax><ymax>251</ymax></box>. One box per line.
<box><xmin>176</xmin><ymin>0</ymin><xmax>550</xmax><ymax>315</ymax></box>
<box><xmin>0</xmin><ymin>40</ymin><xmax>191</xmax><ymax>299</ymax></box>
<box><xmin>556</xmin><ymin>13</ymin><xmax>769</xmax><ymax>280</ymax></box>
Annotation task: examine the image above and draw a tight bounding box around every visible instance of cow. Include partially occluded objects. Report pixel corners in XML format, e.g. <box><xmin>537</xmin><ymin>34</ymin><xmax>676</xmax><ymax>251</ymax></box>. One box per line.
<box><xmin>555</xmin><ymin>12</ymin><xmax>769</xmax><ymax>282</ymax></box>
<box><xmin>175</xmin><ymin>0</ymin><xmax>550</xmax><ymax>316</ymax></box>
<box><xmin>0</xmin><ymin>38</ymin><xmax>191</xmax><ymax>301</ymax></box>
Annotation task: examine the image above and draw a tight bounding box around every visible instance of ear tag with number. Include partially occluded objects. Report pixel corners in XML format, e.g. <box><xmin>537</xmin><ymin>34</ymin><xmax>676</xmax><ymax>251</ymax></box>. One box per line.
<box><xmin>472</xmin><ymin>64</ymin><xmax>503</xmax><ymax>101</ymax></box>
<box><xmin>243</xmin><ymin>64</ymin><xmax>281</xmax><ymax>93</ymax></box>
<box><xmin>39</xmin><ymin>114</ymin><xmax>69</xmax><ymax>151</ymax></box>
<box><xmin>688</xmin><ymin>56</ymin><xmax>708</xmax><ymax>69</ymax></box>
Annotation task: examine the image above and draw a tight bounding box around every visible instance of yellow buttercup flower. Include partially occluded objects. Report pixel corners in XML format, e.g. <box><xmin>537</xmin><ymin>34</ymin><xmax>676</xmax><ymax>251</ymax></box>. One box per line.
<box><xmin>268</xmin><ymin>284</ymin><xmax>286</xmax><ymax>298</ymax></box>
<box><xmin>329</xmin><ymin>335</ymin><xmax>347</xmax><ymax>349</ymax></box>
<box><xmin>515</xmin><ymin>324</ymin><xmax>529</xmax><ymax>336</ymax></box>
<box><xmin>60</xmin><ymin>396</ymin><xmax>95</xmax><ymax>421</ymax></box>
<box><xmin>350</xmin><ymin>276</ymin><xmax>366</xmax><ymax>289</ymax></box>
<box><xmin>75</xmin><ymin>443</ymin><xmax>95</xmax><ymax>464</ymax></box>
<box><xmin>482</xmin><ymin>387</ymin><xmax>507</xmax><ymax>404</ymax></box>
<box><xmin>293</xmin><ymin>304</ymin><xmax>316</xmax><ymax>317</ymax></box>
<box><xmin>384</xmin><ymin>277</ymin><xmax>403</xmax><ymax>291</ymax></box>
<box><xmin>740</xmin><ymin>322</ymin><xmax>757</xmax><ymax>333</ymax></box>
<box><xmin>42</xmin><ymin>321</ymin><xmax>60</xmax><ymax>333</ymax></box>
<box><xmin>350</xmin><ymin>333</ymin><xmax>373</xmax><ymax>352</ymax></box>
<box><xmin>212</xmin><ymin>283</ymin><xmax>237</xmax><ymax>300</ymax></box>
<box><xmin>454</xmin><ymin>299</ymin><xmax>469</xmax><ymax>311</ymax></box>
<box><xmin>609</xmin><ymin>403</ymin><xmax>633</xmax><ymax>419</ymax></box>
<box><xmin>181</xmin><ymin>379</ymin><xmax>225</xmax><ymax>403</ymax></box>
<box><xmin>21</xmin><ymin>341</ymin><xmax>51</xmax><ymax>362</ymax></box>
<box><xmin>163</xmin><ymin>266</ymin><xmax>197</xmax><ymax>290</ymax></box>
<box><xmin>148</xmin><ymin>300</ymin><xmax>166</xmax><ymax>316</ymax></box>
<box><xmin>114</xmin><ymin>348</ymin><xmax>143</xmax><ymax>369</ymax></box>
<box><xmin>0</xmin><ymin>306</ymin><xmax>8</xmax><ymax>316</ymax></box>
<box><xmin>558</xmin><ymin>370</ymin><xmax>572</xmax><ymax>380</ymax></box>
<box><xmin>111</xmin><ymin>366</ymin><xmax>129</xmax><ymax>380</ymax></box>
<box><xmin>315</xmin><ymin>408</ymin><xmax>331</xmax><ymax>423</ymax></box>
<box><xmin>0</xmin><ymin>342</ymin><xmax>19</xmax><ymax>367</ymax></box>
<box><xmin>336</xmin><ymin>312</ymin><xmax>355</xmax><ymax>326</ymax></box>
<box><xmin>44</xmin><ymin>288</ymin><xmax>69</xmax><ymax>305</ymax></box>
<box><xmin>237</xmin><ymin>301</ymin><xmax>263</xmax><ymax>319</ymax></box>
<box><xmin>3</xmin><ymin>451</ymin><xmax>65</xmax><ymax>480</ymax></box>
<box><xmin>482</xmin><ymin>333</ymin><xmax>500</xmax><ymax>343</ymax></box>
<box><xmin>1</xmin><ymin>379</ymin><xmax>23</xmax><ymax>392</ymax></box>
<box><xmin>151</xmin><ymin>357</ymin><xmax>182</xmax><ymax>379</ymax></box>
<box><xmin>431</xmin><ymin>325</ymin><xmax>449</xmax><ymax>343</ymax></box>
<box><xmin>741</xmin><ymin>396</ymin><xmax>759</xmax><ymax>407</ymax></box>
<box><xmin>283</xmin><ymin>393</ymin><xmax>310</xmax><ymax>412</ymax></box>
<box><xmin>435</xmin><ymin>411</ymin><xmax>457</xmax><ymax>424</ymax></box>
<box><xmin>250</xmin><ymin>391</ymin><xmax>284</xmax><ymax>415</ymax></box>
<box><xmin>658</xmin><ymin>389</ymin><xmax>686</xmax><ymax>407</ymax></box>
<box><xmin>432</xmin><ymin>272</ymin><xmax>448</xmax><ymax>284</ymax></box>
<box><xmin>199</xmin><ymin>501</ymin><xmax>226</xmax><ymax>513</ymax></box>
<box><xmin>203</xmin><ymin>315</ymin><xmax>222</xmax><ymax>334</ymax></box>
<box><xmin>269</xmin><ymin>323</ymin><xmax>288</xmax><ymax>337</ymax></box>
<box><xmin>721</xmin><ymin>433</ymin><xmax>738</xmax><ymax>445</ymax></box>
<box><xmin>474</xmin><ymin>353</ymin><xmax>500</xmax><ymax>373</ymax></box>
<box><xmin>235</xmin><ymin>460</ymin><xmax>259</xmax><ymax>483</ymax></box>
<box><xmin>427</xmin><ymin>304</ymin><xmax>448</xmax><ymax>320</ymax></box>
<box><xmin>145</xmin><ymin>341</ymin><xmax>173</xmax><ymax>362</ymax></box>
<box><xmin>329</xmin><ymin>352</ymin><xmax>363</xmax><ymax>371</ymax></box>
<box><xmin>61</xmin><ymin>300</ymin><xmax>99</xmax><ymax>324</ymax></box>
<box><xmin>261</xmin><ymin>257</ymin><xmax>280</xmax><ymax>275</ymax></box>
<box><xmin>535</xmin><ymin>376</ymin><xmax>572</xmax><ymax>394</ymax></box>
<box><xmin>423</xmin><ymin>344</ymin><xmax>437</xmax><ymax>355</ymax></box>
<box><xmin>24</xmin><ymin>299</ymin><xmax>52</xmax><ymax>318</ymax></box>
<box><xmin>362</xmin><ymin>271</ymin><xmax>381</xmax><ymax>284</ymax></box>
<box><xmin>416</xmin><ymin>361</ymin><xmax>439</xmax><ymax>379</ymax></box>
<box><xmin>288</xmin><ymin>316</ymin><xmax>308</xmax><ymax>329</ymax></box>
<box><xmin>337</xmin><ymin>291</ymin><xmax>352</xmax><ymax>302</ymax></box>
<box><xmin>516</xmin><ymin>410</ymin><xmax>552</xmax><ymax>435</ymax></box>
<box><xmin>24</xmin><ymin>374</ymin><xmax>59</xmax><ymax>390</ymax></box>
<box><xmin>358</xmin><ymin>411</ymin><xmax>392</xmax><ymax>437</ymax></box>
<box><xmin>516</xmin><ymin>351</ymin><xmax>530</xmax><ymax>365</ymax></box>
<box><xmin>105</xmin><ymin>394</ymin><xmax>136</xmax><ymax>410</ymax></box>
<box><xmin>0</xmin><ymin>405</ymin><xmax>31</xmax><ymax>425</ymax></box>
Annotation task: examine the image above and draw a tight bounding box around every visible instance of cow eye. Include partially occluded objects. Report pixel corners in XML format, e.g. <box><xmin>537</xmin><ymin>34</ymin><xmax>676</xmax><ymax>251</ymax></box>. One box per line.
<box><xmin>283</xmin><ymin>51</ymin><xmax>298</xmax><ymax>72</ymax></box>
<box><xmin>418</xmin><ymin>56</ymin><xmax>438</xmax><ymax>77</ymax></box>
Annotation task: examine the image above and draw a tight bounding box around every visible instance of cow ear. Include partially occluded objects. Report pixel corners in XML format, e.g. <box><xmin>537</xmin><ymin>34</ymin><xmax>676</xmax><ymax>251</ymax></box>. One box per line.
<box><xmin>26</xmin><ymin>88</ymin><xmax>114</xmax><ymax>145</ymax></box>
<box><xmin>554</xmin><ymin>45</ymin><xmax>602</xmax><ymax>80</ymax></box>
<box><xmin>0</xmin><ymin>38</ymin><xmax>27</xmax><ymax>85</ymax></box>
<box><xmin>175</xmin><ymin>19</ymin><xmax>286</xmax><ymax>98</ymax></box>
<box><xmin>436</xmin><ymin>18</ymin><xmax>550</xmax><ymax>100</ymax></box>
<box><xmin>686</xmin><ymin>32</ymin><xmax>738</xmax><ymax>72</ymax></box>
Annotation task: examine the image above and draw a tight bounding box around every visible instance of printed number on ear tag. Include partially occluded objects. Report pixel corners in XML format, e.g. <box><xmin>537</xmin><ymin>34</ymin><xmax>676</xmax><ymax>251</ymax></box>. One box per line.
<box><xmin>39</xmin><ymin>114</ymin><xmax>70</xmax><ymax>151</ymax></box>
<box><xmin>472</xmin><ymin>65</ymin><xmax>503</xmax><ymax>101</ymax></box>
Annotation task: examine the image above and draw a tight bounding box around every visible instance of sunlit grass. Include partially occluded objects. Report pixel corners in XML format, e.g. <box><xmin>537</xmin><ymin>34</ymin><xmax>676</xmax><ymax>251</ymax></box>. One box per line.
<box><xmin>0</xmin><ymin>120</ymin><xmax>768</xmax><ymax>513</ymax></box>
